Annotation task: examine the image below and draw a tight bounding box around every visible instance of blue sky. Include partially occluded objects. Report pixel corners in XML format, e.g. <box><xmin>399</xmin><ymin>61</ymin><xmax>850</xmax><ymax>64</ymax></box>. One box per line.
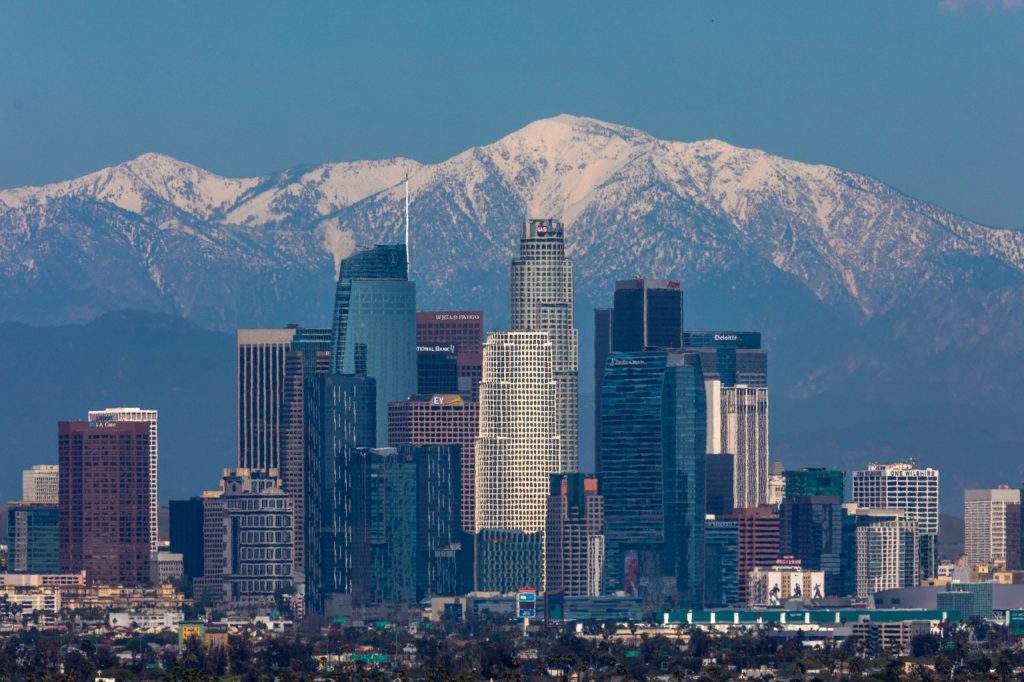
<box><xmin>1</xmin><ymin>1</ymin><xmax>1022</xmax><ymax>228</ymax></box>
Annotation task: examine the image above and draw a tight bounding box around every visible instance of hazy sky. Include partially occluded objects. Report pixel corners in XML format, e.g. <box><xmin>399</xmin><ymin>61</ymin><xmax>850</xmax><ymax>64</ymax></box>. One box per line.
<box><xmin>1</xmin><ymin>1</ymin><xmax>1022</xmax><ymax>228</ymax></box>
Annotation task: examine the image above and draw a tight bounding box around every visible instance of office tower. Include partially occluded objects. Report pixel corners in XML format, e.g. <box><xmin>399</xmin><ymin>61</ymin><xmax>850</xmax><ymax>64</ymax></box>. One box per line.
<box><xmin>7</xmin><ymin>502</ymin><xmax>59</xmax><ymax>573</ymax></box>
<box><xmin>169</xmin><ymin>497</ymin><xmax>205</xmax><ymax>581</ymax></box>
<box><xmin>727</xmin><ymin>506</ymin><xmax>780</xmax><ymax>604</ymax></box>
<box><xmin>683</xmin><ymin>331</ymin><xmax>767</xmax><ymax>387</ymax></box>
<box><xmin>330</xmin><ymin>244</ymin><xmax>417</xmax><ymax>447</ymax></box>
<box><xmin>221</xmin><ymin>468</ymin><xmax>293</xmax><ymax>607</ymax></box>
<box><xmin>847</xmin><ymin>505</ymin><xmax>919</xmax><ymax>598</ymax></box>
<box><xmin>721</xmin><ymin>386</ymin><xmax>769</xmax><ymax>508</ymax></box>
<box><xmin>474</xmin><ymin>331</ymin><xmax>560</xmax><ymax>591</ymax></box>
<box><xmin>87</xmin><ymin>407</ymin><xmax>158</xmax><ymax>554</ymax></box>
<box><xmin>281</xmin><ymin>326</ymin><xmax>331</xmax><ymax>581</ymax></box>
<box><xmin>410</xmin><ymin>444</ymin><xmax>472</xmax><ymax>599</ymax></box>
<box><xmin>600</xmin><ymin>351</ymin><xmax>706</xmax><ymax>607</ymax></box>
<box><xmin>416</xmin><ymin>310</ymin><xmax>484</xmax><ymax>400</ymax></box>
<box><xmin>304</xmin><ymin>372</ymin><xmax>376</xmax><ymax>614</ymax></box>
<box><xmin>852</xmin><ymin>459</ymin><xmax>939</xmax><ymax>579</ymax></box>
<box><xmin>546</xmin><ymin>473</ymin><xmax>605</xmax><ymax>597</ymax></box>
<box><xmin>785</xmin><ymin>468</ymin><xmax>844</xmax><ymax>500</ymax></box>
<box><xmin>704</xmin><ymin>517</ymin><xmax>740</xmax><ymax>608</ymax></box>
<box><xmin>593</xmin><ymin>308</ymin><xmax>613</xmax><ymax>471</ymax></box>
<box><xmin>351</xmin><ymin>448</ymin><xmax>418</xmax><ymax>606</ymax></box>
<box><xmin>193</xmin><ymin>490</ymin><xmax>225</xmax><ymax>604</ymax></box>
<box><xmin>964</xmin><ymin>486</ymin><xmax>1021</xmax><ymax>567</ymax></box>
<box><xmin>237</xmin><ymin>328</ymin><xmax>295</xmax><ymax>472</ymax></box>
<box><xmin>780</xmin><ymin>495</ymin><xmax>843</xmax><ymax>595</ymax></box>
<box><xmin>59</xmin><ymin>420</ymin><xmax>152</xmax><ymax>587</ymax></box>
<box><xmin>22</xmin><ymin>464</ymin><xmax>59</xmax><ymax>502</ymax></box>
<box><xmin>510</xmin><ymin>219</ymin><xmax>578</xmax><ymax>472</ymax></box>
<box><xmin>388</xmin><ymin>394</ymin><xmax>479</xmax><ymax>534</ymax></box>
<box><xmin>840</xmin><ymin>509</ymin><xmax>859</xmax><ymax>598</ymax></box>
<box><xmin>706</xmin><ymin>454</ymin><xmax>735</xmax><ymax>516</ymax></box>
<box><xmin>611</xmin><ymin>278</ymin><xmax>685</xmax><ymax>352</ymax></box>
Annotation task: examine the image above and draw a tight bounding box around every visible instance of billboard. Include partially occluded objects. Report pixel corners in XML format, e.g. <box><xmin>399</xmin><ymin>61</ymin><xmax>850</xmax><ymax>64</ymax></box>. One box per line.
<box><xmin>517</xmin><ymin>587</ymin><xmax>537</xmax><ymax>619</ymax></box>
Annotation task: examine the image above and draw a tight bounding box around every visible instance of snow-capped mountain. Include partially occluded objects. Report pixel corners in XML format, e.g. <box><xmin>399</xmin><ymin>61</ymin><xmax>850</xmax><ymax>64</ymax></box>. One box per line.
<box><xmin>2</xmin><ymin>115</ymin><xmax>1023</xmax><ymax>403</ymax></box>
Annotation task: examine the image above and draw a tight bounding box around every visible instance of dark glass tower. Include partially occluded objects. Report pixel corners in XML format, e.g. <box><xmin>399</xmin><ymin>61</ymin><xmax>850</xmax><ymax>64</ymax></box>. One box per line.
<box><xmin>706</xmin><ymin>453</ymin><xmax>735</xmax><ymax>516</ymax></box>
<box><xmin>7</xmin><ymin>502</ymin><xmax>59</xmax><ymax>573</ymax></box>
<box><xmin>303</xmin><ymin>372</ymin><xmax>376</xmax><ymax>614</ymax></box>
<box><xmin>330</xmin><ymin>244</ymin><xmax>416</xmax><ymax>446</ymax></box>
<box><xmin>169</xmin><ymin>497</ymin><xmax>205</xmax><ymax>580</ymax></box>
<box><xmin>779</xmin><ymin>495</ymin><xmax>843</xmax><ymax>596</ymax></box>
<box><xmin>593</xmin><ymin>308</ymin><xmax>613</xmax><ymax>472</ymax></box>
<box><xmin>351</xmin><ymin>447</ymin><xmax>418</xmax><ymax>606</ymax></box>
<box><xmin>600</xmin><ymin>351</ymin><xmax>706</xmax><ymax>608</ymax></box>
<box><xmin>704</xmin><ymin>518</ymin><xmax>739</xmax><ymax>607</ymax></box>
<box><xmin>612</xmin><ymin>279</ymin><xmax>684</xmax><ymax>352</ymax></box>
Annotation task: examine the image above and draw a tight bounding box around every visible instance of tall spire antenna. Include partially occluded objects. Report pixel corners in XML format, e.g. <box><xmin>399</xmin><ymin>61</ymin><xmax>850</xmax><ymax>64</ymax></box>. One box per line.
<box><xmin>404</xmin><ymin>173</ymin><xmax>410</xmax><ymax>274</ymax></box>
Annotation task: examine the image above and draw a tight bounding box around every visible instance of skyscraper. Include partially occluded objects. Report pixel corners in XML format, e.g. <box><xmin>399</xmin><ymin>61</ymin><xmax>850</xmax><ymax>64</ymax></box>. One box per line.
<box><xmin>87</xmin><ymin>407</ymin><xmax>158</xmax><ymax>554</ymax></box>
<box><xmin>705</xmin><ymin>454</ymin><xmax>735</xmax><ymax>517</ymax></box>
<box><xmin>779</xmin><ymin>495</ymin><xmax>843</xmax><ymax>595</ymax></box>
<box><xmin>416</xmin><ymin>310</ymin><xmax>484</xmax><ymax>400</ymax></box>
<box><xmin>330</xmin><ymin>244</ymin><xmax>417</xmax><ymax>447</ymax></box>
<box><xmin>847</xmin><ymin>505</ymin><xmax>919</xmax><ymax>598</ymax></box>
<box><xmin>169</xmin><ymin>497</ymin><xmax>205</xmax><ymax>581</ymax></box>
<box><xmin>546</xmin><ymin>473</ymin><xmax>605</xmax><ymax>597</ymax></box>
<box><xmin>7</xmin><ymin>502</ymin><xmax>59</xmax><ymax>573</ymax></box>
<box><xmin>388</xmin><ymin>394</ymin><xmax>479</xmax><ymax>534</ymax></box>
<box><xmin>410</xmin><ymin>444</ymin><xmax>472</xmax><ymax>599</ymax></box>
<box><xmin>303</xmin><ymin>371</ymin><xmax>376</xmax><ymax>614</ymax></box>
<box><xmin>704</xmin><ymin>517</ymin><xmax>740</xmax><ymax>608</ymax></box>
<box><xmin>721</xmin><ymin>386</ymin><xmax>769</xmax><ymax>509</ymax></box>
<box><xmin>350</xmin><ymin>448</ymin><xmax>418</xmax><ymax>606</ymax></box>
<box><xmin>600</xmin><ymin>351</ymin><xmax>706</xmax><ymax>606</ymax></box>
<box><xmin>474</xmin><ymin>331</ymin><xmax>560</xmax><ymax>590</ymax></box>
<box><xmin>511</xmin><ymin>219</ymin><xmax>578</xmax><ymax>472</ymax></box>
<box><xmin>59</xmin><ymin>420</ymin><xmax>152</xmax><ymax>587</ymax></box>
<box><xmin>611</xmin><ymin>279</ymin><xmax>685</xmax><ymax>352</ymax></box>
<box><xmin>852</xmin><ymin>459</ymin><xmax>939</xmax><ymax>579</ymax></box>
<box><xmin>964</xmin><ymin>486</ymin><xmax>1021</xmax><ymax>567</ymax></box>
<box><xmin>22</xmin><ymin>464</ymin><xmax>59</xmax><ymax>502</ymax></box>
<box><xmin>237</xmin><ymin>328</ymin><xmax>295</xmax><ymax>472</ymax></box>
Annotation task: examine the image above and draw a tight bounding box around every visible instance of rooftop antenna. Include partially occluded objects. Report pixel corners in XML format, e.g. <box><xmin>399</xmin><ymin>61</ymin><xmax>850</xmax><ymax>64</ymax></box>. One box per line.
<box><xmin>404</xmin><ymin>173</ymin><xmax>410</xmax><ymax>275</ymax></box>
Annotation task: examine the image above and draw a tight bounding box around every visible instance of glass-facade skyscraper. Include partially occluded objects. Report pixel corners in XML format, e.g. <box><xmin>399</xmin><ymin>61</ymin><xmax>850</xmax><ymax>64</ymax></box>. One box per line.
<box><xmin>303</xmin><ymin>372</ymin><xmax>376</xmax><ymax>614</ymax></box>
<box><xmin>330</xmin><ymin>244</ymin><xmax>417</xmax><ymax>447</ymax></box>
<box><xmin>600</xmin><ymin>350</ymin><xmax>706</xmax><ymax>608</ymax></box>
<box><xmin>780</xmin><ymin>495</ymin><xmax>843</xmax><ymax>595</ymax></box>
<box><xmin>511</xmin><ymin>219</ymin><xmax>578</xmax><ymax>473</ymax></box>
<box><xmin>7</xmin><ymin>502</ymin><xmax>59</xmax><ymax>574</ymax></box>
<box><xmin>612</xmin><ymin>279</ymin><xmax>684</xmax><ymax>352</ymax></box>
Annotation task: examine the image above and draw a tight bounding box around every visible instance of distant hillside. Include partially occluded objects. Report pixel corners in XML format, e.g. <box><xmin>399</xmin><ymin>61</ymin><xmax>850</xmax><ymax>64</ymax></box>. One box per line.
<box><xmin>0</xmin><ymin>311</ymin><xmax>234</xmax><ymax>505</ymax></box>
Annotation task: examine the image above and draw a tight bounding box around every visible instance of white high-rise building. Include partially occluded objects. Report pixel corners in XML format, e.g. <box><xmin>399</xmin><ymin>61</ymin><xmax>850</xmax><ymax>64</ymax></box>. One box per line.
<box><xmin>852</xmin><ymin>460</ymin><xmax>939</xmax><ymax>536</ymax></box>
<box><xmin>88</xmin><ymin>407</ymin><xmax>159</xmax><ymax>553</ymax></box>
<box><xmin>721</xmin><ymin>385</ymin><xmax>769</xmax><ymax>508</ymax></box>
<box><xmin>474</xmin><ymin>331</ymin><xmax>561</xmax><ymax>534</ymax></box>
<box><xmin>846</xmin><ymin>504</ymin><xmax>920</xmax><ymax>598</ymax></box>
<box><xmin>510</xmin><ymin>219</ymin><xmax>578</xmax><ymax>473</ymax></box>
<box><xmin>965</xmin><ymin>486</ymin><xmax>1021</xmax><ymax>568</ymax></box>
<box><xmin>22</xmin><ymin>464</ymin><xmax>59</xmax><ymax>502</ymax></box>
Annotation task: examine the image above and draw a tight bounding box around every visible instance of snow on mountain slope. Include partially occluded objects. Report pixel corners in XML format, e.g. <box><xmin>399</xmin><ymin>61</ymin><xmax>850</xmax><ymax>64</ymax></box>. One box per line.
<box><xmin>1</xmin><ymin>113</ymin><xmax>1023</xmax><ymax>331</ymax></box>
